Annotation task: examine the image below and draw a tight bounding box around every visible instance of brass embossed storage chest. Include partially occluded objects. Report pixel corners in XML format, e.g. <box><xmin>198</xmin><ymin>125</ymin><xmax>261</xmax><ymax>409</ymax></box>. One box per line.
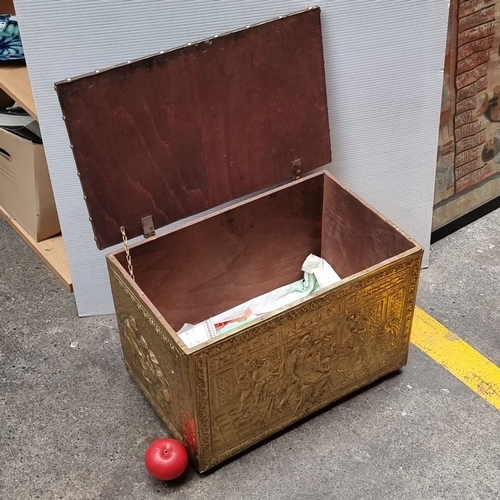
<box><xmin>56</xmin><ymin>7</ymin><xmax>422</xmax><ymax>472</ymax></box>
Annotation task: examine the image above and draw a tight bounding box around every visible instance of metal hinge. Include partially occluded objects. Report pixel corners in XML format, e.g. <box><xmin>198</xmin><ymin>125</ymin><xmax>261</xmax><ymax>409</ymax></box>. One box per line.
<box><xmin>292</xmin><ymin>159</ymin><xmax>302</xmax><ymax>180</ymax></box>
<box><xmin>142</xmin><ymin>215</ymin><xmax>156</xmax><ymax>238</ymax></box>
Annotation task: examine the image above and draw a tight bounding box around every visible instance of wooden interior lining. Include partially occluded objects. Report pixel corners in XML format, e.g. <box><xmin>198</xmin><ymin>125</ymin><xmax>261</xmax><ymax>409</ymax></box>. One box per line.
<box><xmin>321</xmin><ymin>175</ymin><xmax>415</xmax><ymax>278</ymax></box>
<box><xmin>117</xmin><ymin>176</ymin><xmax>324</xmax><ymax>330</ymax></box>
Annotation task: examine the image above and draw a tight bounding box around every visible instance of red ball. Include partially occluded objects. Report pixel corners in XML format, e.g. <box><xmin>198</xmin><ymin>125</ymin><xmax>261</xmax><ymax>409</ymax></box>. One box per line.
<box><xmin>144</xmin><ymin>438</ymin><xmax>188</xmax><ymax>481</ymax></box>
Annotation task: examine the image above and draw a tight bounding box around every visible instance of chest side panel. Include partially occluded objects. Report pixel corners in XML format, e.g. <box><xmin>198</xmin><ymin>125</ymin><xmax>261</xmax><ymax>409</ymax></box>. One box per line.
<box><xmin>192</xmin><ymin>251</ymin><xmax>422</xmax><ymax>471</ymax></box>
<box><xmin>106</xmin><ymin>259</ymin><xmax>196</xmax><ymax>454</ymax></box>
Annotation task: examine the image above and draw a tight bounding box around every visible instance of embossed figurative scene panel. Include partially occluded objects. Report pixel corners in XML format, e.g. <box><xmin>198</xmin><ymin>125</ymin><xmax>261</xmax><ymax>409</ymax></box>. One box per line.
<box><xmin>108</xmin><ymin>264</ymin><xmax>187</xmax><ymax>440</ymax></box>
<box><xmin>194</xmin><ymin>257</ymin><xmax>420</xmax><ymax>465</ymax></box>
<box><xmin>435</xmin><ymin>0</ymin><xmax>500</xmax><ymax>229</ymax></box>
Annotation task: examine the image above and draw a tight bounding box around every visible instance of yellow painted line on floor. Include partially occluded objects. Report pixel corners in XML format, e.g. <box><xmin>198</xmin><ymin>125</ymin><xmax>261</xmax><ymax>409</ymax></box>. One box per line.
<box><xmin>411</xmin><ymin>307</ymin><xmax>500</xmax><ymax>411</ymax></box>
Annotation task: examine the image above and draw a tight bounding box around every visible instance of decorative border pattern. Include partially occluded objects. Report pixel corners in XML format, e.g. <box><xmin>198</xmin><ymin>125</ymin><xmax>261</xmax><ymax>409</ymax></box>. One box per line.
<box><xmin>194</xmin><ymin>357</ymin><xmax>211</xmax><ymax>464</ymax></box>
<box><xmin>398</xmin><ymin>253</ymin><xmax>423</xmax><ymax>365</ymax></box>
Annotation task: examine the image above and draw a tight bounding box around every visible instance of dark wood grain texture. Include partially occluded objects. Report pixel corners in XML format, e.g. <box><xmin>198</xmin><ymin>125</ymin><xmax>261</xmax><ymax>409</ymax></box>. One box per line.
<box><xmin>321</xmin><ymin>174</ymin><xmax>414</xmax><ymax>278</ymax></box>
<box><xmin>117</xmin><ymin>175</ymin><xmax>324</xmax><ymax>330</ymax></box>
<box><xmin>113</xmin><ymin>172</ymin><xmax>418</xmax><ymax>330</ymax></box>
<box><xmin>56</xmin><ymin>8</ymin><xmax>331</xmax><ymax>249</ymax></box>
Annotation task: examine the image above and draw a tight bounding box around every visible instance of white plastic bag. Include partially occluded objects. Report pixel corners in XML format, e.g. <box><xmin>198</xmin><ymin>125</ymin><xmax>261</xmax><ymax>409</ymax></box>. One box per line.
<box><xmin>178</xmin><ymin>254</ymin><xmax>340</xmax><ymax>348</ymax></box>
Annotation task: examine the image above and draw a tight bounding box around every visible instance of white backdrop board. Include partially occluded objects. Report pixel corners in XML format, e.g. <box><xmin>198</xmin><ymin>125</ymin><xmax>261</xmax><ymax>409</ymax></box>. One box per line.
<box><xmin>14</xmin><ymin>0</ymin><xmax>450</xmax><ymax>317</ymax></box>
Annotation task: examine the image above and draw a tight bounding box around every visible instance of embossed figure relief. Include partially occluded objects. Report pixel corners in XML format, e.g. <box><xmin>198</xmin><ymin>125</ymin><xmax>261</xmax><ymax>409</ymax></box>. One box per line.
<box><xmin>208</xmin><ymin>282</ymin><xmax>407</xmax><ymax>454</ymax></box>
<box><xmin>110</xmin><ymin>270</ymin><xmax>188</xmax><ymax>438</ymax></box>
<box><xmin>123</xmin><ymin>316</ymin><xmax>172</xmax><ymax>404</ymax></box>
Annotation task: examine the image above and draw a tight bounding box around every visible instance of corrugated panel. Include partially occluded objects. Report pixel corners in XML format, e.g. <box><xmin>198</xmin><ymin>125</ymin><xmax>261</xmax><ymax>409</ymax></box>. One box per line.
<box><xmin>14</xmin><ymin>0</ymin><xmax>450</xmax><ymax>316</ymax></box>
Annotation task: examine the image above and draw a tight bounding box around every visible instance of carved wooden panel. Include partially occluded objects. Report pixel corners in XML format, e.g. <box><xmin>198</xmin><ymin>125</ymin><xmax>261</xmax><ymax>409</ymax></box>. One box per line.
<box><xmin>193</xmin><ymin>253</ymin><xmax>421</xmax><ymax>470</ymax></box>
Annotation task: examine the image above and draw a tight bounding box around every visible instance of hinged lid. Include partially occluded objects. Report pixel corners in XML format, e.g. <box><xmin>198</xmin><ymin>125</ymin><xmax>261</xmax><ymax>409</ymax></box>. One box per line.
<box><xmin>55</xmin><ymin>7</ymin><xmax>331</xmax><ymax>250</ymax></box>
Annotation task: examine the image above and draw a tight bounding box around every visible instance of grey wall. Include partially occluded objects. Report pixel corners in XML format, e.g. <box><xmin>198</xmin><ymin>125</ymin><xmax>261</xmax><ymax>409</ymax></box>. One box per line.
<box><xmin>14</xmin><ymin>0</ymin><xmax>449</xmax><ymax>316</ymax></box>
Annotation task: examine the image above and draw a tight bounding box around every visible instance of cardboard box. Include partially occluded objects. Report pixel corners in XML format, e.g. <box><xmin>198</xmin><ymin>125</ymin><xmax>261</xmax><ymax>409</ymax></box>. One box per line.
<box><xmin>55</xmin><ymin>7</ymin><xmax>422</xmax><ymax>472</ymax></box>
<box><xmin>0</xmin><ymin>126</ymin><xmax>60</xmax><ymax>241</ymax></box>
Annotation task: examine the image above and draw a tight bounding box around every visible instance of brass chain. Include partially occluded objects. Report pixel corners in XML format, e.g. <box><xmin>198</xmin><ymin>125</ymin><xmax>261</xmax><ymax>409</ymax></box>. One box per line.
<box><xmin>120</xmin><ymin>226</ymin><xmax>135</xmax><ymax>281</ymax></box>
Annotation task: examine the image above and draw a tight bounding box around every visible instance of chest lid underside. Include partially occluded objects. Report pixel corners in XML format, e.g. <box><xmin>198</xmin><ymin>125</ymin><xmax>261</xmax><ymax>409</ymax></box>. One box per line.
<box><xmin>55</xmin><ymin>7</ymin><xmax>331</xmax><ymax>250</ymax></box>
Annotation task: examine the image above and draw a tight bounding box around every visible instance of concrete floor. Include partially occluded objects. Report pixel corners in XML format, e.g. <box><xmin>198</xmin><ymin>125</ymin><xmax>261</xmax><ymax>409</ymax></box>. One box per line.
<box><xmin>1</xmin><ymin>209</ymin><xmax>499</xmax><ymax>500</ymax></box>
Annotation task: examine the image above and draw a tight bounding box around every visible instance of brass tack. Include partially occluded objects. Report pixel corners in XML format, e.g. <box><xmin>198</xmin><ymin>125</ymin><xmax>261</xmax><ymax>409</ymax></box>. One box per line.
<box><xmin>159</xmin><ymin>50</ymin><xmax>165</xmax><ymax>54</ymax></box>
<box><xmin>89</xmin><ymin>217</ymin><xmax>93</xmax><ymax>222</ymax></box>
<box><xmin>214</xmin><ymin>34</ymin><xmax>218</xmax><ymax>38</ymax></box>
<box><xmin>279</xmin><ymin>15</ymin><xmax>283</xmax><ymax>19</ymax></box>
<box><xmin>246</xmin><ymin>25</ymin><xmax>250</xmax><ymax>28</ymax></box>
<box><xmin>127</xmin><ymin>60</ymin><xmax>132</xmax><ymax>64</ymax></box>
<box><xmin>94</xmin><ymin>69</ymin><xmax>100</xmax><ymax>73</ymax></box>
<box><xmin>83</xmin><ymin>195</ymin><xmax>87</xmax><ymax>201</ymax></box>
<box><xmin>62</xmin><ymin>115</ymin><xmax>66</xmax><ymax>121</ymax></box>
<box><xmin>76</xmin><ymin>171</ymin><xmax>81</xmax><ymax>177</ymax></box>
<box><xmin>66</xmin><ymin>78</ymin><xmax>72</xmax><ymax>82</ymax></box>
<box><xmin>187</xmin><ymin>42</ymin><xmax>192</xmax><ymax>46</ymax></box>
<box><xmin>69</xmin><ymin>144</ymin><xmax>74</xmax><ymax>150</ymax></box>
